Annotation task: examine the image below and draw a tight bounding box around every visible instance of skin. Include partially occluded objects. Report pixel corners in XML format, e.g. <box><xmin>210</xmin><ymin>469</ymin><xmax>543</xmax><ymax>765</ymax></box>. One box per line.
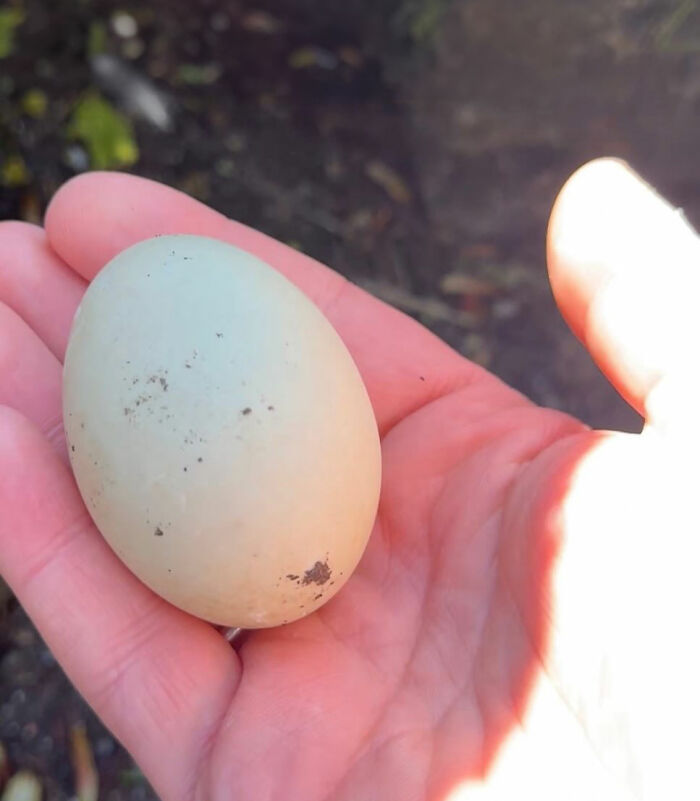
<box><xmin>0</xmin><ymin>158</ymin><xmax>697</xmax><ymax>800</ymax></box>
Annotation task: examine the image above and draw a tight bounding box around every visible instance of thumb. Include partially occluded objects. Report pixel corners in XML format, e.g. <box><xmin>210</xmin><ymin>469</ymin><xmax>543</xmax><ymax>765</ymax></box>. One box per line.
<box><xmin>502</xmin><ymin>428</ymin><xmax>700</xmax><ymax>799</ymax></box>
<box><xmin>547</xmin><ymin>158</ymin><xmax>700</xmax><ymax>435</ymax></box>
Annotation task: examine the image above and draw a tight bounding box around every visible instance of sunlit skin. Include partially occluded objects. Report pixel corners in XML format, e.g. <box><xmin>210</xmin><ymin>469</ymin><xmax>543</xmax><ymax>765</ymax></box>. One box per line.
<box><xmin>1</xmin><ymin>159</ymin><xmax>697</xmax><ymax>800</ymax></box>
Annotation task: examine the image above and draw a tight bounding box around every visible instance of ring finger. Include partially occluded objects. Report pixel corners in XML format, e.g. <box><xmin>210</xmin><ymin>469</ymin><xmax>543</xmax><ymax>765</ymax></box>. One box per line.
<box><xmin>0</xmin><ymin>300</ymin><xmax>64</xmax><ymax>453</ymax></box>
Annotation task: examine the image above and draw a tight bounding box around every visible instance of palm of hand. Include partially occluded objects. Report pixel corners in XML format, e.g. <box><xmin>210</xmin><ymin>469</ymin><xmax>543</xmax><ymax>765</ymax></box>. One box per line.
<box><xmin>1</xmin><ymin>163</ymin><xmax>697</xmax><ymax>801</ymax></box>
<box><xmin>205</xmin><ymin>370</ymin><xmax>582</xmax><ymax>801</ymax></box>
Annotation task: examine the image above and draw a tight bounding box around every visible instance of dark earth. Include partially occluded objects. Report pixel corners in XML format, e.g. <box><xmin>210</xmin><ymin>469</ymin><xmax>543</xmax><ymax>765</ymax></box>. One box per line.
<box><xmin>2</xmin><ymin>0</ymin><xmax>700</xmax><ymax>797</ymax></box>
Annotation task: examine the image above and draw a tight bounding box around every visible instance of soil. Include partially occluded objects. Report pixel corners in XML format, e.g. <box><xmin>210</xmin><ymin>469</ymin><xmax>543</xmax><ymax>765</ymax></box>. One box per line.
<box><xmin>2</xmin><ymin>0</ymin><xmax>700</xmax><ymax>797</ymax></box>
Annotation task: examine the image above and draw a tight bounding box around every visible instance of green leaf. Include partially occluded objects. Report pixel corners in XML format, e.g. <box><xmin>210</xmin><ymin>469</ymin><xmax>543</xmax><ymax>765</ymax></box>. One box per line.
<box><xmin>393</xmin><ymin>0</ymin><xmax>449</xmax><ymax>44</ymax></box>
<box><xmin>87</xmin><ymin>20</ymin><xmax>107</xmax><ymax>57</ymax></box>
<box><xmin>0</xmin><ymin>7</ymin><xmax>25</xmax><ymax>59</ymax></box>
<box><xmin>1</xmin><ymin>154</ymin><xmax>30</xmax><ymax>187</ymax></box>
<box><xmin>21</xmin><ymin>88</ymin><xmax>48</xmax><ymax>118</ymax></box>
<box><xmin>118</xmin><ymin>767</ymin><xmax>145</xmax><ymax>789</ymax></box>
<box><xmin>67</xmin><ymin>93</ymin><xmax>139</xmax><ymax>169</ymax></box>
<box><xmin>176</xmin><ymin>63</ymin><xmax>221</xmax><ymax>85</ymax></box>
<box><xmin>655</xmin><ymin>0</ymin><xmax>700</xmax><ymax>53</ymax></box>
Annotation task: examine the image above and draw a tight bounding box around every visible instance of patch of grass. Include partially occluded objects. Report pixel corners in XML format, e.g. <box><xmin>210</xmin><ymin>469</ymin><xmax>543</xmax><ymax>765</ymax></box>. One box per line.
<box><xmin>655</xmin><ymin>0</ymin><xmax>700</xmax><ymax>53</ymax></box>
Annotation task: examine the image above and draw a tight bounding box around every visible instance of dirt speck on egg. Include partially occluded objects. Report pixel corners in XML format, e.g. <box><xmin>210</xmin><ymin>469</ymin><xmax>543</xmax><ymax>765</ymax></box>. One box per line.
<box><xmin>302</xmin><ymin>561</ymin><xmax>331</xmax><ymax>586</ymax></box>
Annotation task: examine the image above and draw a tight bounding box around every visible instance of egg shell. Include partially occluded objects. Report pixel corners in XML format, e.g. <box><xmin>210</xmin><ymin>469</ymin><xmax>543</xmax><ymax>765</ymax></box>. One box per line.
<box><xmin>63</xmin><ymin>235</ymin><xmax>381</xmax><ymax>628</ymax></box>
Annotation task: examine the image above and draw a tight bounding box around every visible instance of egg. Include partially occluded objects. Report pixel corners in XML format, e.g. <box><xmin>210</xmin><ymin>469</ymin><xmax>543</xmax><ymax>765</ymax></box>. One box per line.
<box><xmin>63</xmin><ymin>235</ymin><xmax>381</xmax><ymax>628</ymax></box>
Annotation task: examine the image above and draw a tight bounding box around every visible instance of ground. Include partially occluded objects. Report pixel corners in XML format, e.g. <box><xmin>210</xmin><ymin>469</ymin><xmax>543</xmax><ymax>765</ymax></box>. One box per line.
<box><xmin>2</xmin><ymin>0</ymin><xmax>699</xmax><ymax>797</ymax></box>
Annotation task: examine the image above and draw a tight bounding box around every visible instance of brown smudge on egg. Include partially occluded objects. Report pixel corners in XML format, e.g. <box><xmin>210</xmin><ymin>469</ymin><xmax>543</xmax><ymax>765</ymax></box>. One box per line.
<box><xmin>302</xmin><ymin>561</ymin><xmax>331</xmax><ymax>586</ymax></box>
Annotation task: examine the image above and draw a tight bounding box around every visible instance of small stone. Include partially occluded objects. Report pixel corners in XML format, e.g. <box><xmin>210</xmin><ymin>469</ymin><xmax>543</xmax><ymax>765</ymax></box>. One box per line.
<box><xmin>64</xmin><ymin>145</ymin><xmax>90</xmax><ymax>173</ymax></box>
<box><xmin>491</xmin><ymin>298</ymin><xmax>521</xmax><ymax>320</ymax></box>
<box><xmin>95</xmin><ymin>735</ymin><xmax>116</xmax><ymax>757</ymax></box>
<box><xmin>215</xmin><ymin>157</ymin><xmax>236</xmax><ymax>178</ymax></box>
<box><xmin>122</xmin><ymin>38</ymin><xmax>145</xmax><ymax>60</ymax></box>
<box><xmin>111</xmin><ymin>11</ymin><xmax>138</xmax><ymax>38</ymax></box>
<box><xmin>1</xmin><ymin>772</ymin><xmax>42</xmax><ymax>801</ymax></box>
<box><xmin>13</xmin><ymin>627</ymin><xmax>35</xmax><ymax>647</ymax></box>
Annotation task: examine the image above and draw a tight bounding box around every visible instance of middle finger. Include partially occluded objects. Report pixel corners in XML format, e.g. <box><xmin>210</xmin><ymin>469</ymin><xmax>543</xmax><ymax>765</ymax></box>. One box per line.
<box><xmin>0</xmin><ymin>221</ymin><xmax>86</xmax><ymax>362</ymax></box>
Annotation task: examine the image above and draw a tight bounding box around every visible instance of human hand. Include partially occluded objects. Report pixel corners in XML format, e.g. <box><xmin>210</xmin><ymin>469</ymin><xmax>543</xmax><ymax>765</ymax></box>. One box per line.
<box><xmin>0</xmin><ymin>160</ymin><xmax>696</xmax><ymax>800</ymax></box>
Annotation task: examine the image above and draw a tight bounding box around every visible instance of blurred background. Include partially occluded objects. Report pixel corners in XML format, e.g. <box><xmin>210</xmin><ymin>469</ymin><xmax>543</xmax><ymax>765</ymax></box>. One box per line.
<box><xmin>1</xmin><ymin>0</ymin><xmax>697</xmax><ymax>797</ymax></box>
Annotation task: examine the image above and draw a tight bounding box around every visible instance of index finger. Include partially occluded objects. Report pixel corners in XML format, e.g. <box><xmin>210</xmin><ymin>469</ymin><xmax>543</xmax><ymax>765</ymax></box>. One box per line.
<box><xmin>547</xmin><ymin>159</ymin><xmax>700</xmax><ymax>432</ymax></box>
<box><xmin>45</xmin><ymin>172</ymin><xmax>478</xmax><ymax>432</ymax></box>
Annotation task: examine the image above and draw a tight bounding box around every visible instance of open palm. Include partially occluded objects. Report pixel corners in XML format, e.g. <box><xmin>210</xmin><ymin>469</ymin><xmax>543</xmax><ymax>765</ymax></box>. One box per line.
<box><xmin>1</xmin><ymin>160</ymin><xmax>698</xmax><ymax>801</ymax></box>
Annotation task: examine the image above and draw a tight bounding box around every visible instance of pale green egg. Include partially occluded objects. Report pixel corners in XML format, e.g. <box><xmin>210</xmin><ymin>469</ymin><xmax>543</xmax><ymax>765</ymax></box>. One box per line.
<box><xmin>63</xmin><ymin>235</ymin><xmax>381</xmax><ymax>628</ymax></box>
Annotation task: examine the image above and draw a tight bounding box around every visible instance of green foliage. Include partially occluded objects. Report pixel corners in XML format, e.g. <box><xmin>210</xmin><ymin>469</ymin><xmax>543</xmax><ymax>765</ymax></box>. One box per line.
<box><xmin>118</xmin><ymin>767</ymin><xmax>146</xmax><ymax>789</ymax></box>
<box><xmin>0</xmin><ymin>6</ymin><xmax>25</xmax><ymax>59</ymax></box>
<box><xmin>0</xmin><ymin>154</ymin><xmax>30</xmax><ymax>186</ymax></box>
<box><xmin>87</xmin><ymin>20</ymin><xmax>107</xmax><ymax>57</ymax></box>
<box><xmin>176</xmin><ymin>63</ymin><xmax>222</xmax><ymax>85</ymax></box>
<box><xmin>393</xmin><ymin>0</ymin><xmax>450</xmax><ymax>44</ymax></box>
<box><xmin>67</xmin><ymin>93</ymin><xmax>139</xmax><ymax>169</ymax></box>
<box><xmin>21</xmin><ymin>88</ymin><xmax>48</xmax><ymax>118</ymax></box>
<box><xmin>655</xmin><ymin>0</ymin><xmax>700</xmax><ymax>53</ymax></box>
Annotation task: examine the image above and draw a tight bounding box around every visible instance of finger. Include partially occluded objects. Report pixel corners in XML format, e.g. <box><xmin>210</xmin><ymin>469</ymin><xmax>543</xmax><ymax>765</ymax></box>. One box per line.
<box><xmin>45</xmin><ymin>172</ymin><xmax>480</xmax><ymax>432</ymax></box>
<box><xmin>547</xmin><ymin>158</ymin><xmax>700</xmax><ymax>431</ymax></box>
<box><xmin>0</xmin><ymin>222</ymin><xmax>86</xmax><ymax>361</ymax></box>
<box><xmin>0</xmin><ymin>406</ymin><xmax>240</xmax><ymax>801</ymax></box>
<box><xmin>0</xmin><ymin>301</ymin><xmax>64</xmax><ymax>451</ymax></box>
<box><xmin>502</xmin><ymin>429</ymin><xmax>700</xmax><ymax>798</ymax></box>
